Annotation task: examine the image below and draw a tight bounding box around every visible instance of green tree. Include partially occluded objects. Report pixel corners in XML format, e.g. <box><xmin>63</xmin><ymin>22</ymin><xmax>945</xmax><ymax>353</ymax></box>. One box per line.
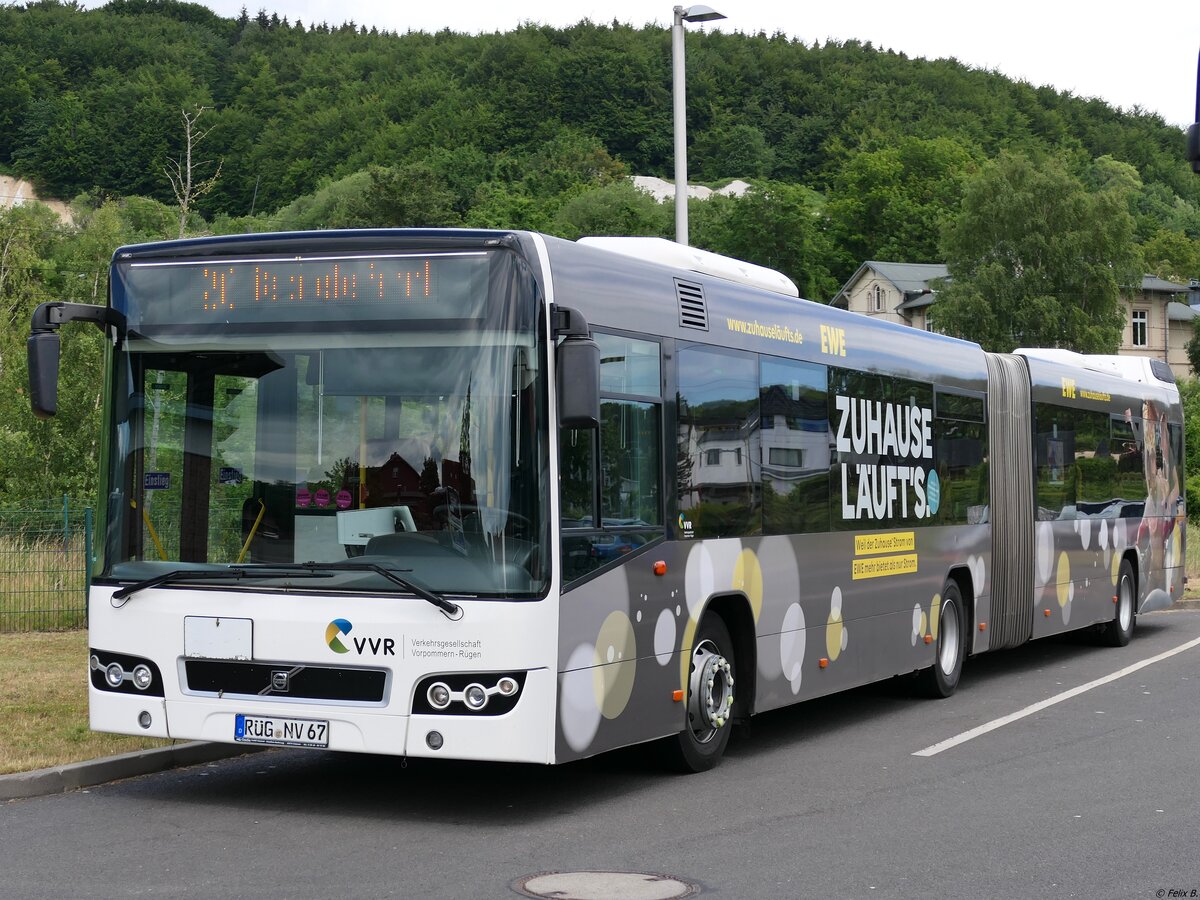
<box><xmin>826</xmin><ymin>136</ymin><xmax>978</xmax><ymax>278</ymax></box>
<box><xmin>1186</xmin><ymin>328</ymin><xmax>1200</xmax><ymax>378</ymax></box>
<box><xmin>1083</xmin><ymin>154</ymin><xmax>1143</xmax><ymax>197</ymax></box>
<box><xmin>465</xmin><ymin>182</ymin><xmax>549</xmax><ymax>232</ymax></box>
<box><xmin>1178</xmin><ymin>378</ymin><xmax>1200</xmax><ymax>523</ymax></box>
<box><xmin>13</xmin><ymin>91</ymin><xmax>96</xmax><ymax>198</ymax></box>
<box><xmin>0</xmin><ymin>47</ymin><xmax>37</xmax><ymax>162</ymax></box>
<box><xmin>518</xmin><ymin>128</ymin><xmax>626</xmax><ymax>198</ymax></box>
<box><xmin>0</xmin><ymin>197</ymin><xmax>181</xmax><ymax>506</ymax></box>
<box><xmin>550</xmin><ymin>181</ymin><xmax>669</xmax><ymax>240</ymax></box>
<box><xmin>267</xmin><ymin>169</ymin><xmax>375</xmax><ymax>230</ymax></box>
<box><xmin>336</xmin><ymin>164</ymin><xmax>461</xmax><ymax>228</ymax></box>
<box><xmin>690</xmin><ymin>120</ymin><xmax>775</xmax><ymax>181</ymax></box>
<box><xmin>1140</xmin><ymin>228</ymin><xmax>1200</xmax><ymax>283</ymax></box>
<box><xmin>0</xmin><ymin>204</ymin><xmax>71</xmax><ymax>503</ymax></box>
<box><xmin>695</xmin><ymin>182</ymin><xmax>839</xmax><ymax>301</ymax></box>
<box><xmin>933</xmin><ymin>152</ymin><xmax>1137</xmax><ymax>352</ymax></box>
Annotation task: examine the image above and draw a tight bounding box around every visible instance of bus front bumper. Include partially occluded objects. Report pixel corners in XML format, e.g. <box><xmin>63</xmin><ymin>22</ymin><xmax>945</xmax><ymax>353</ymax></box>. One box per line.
<box><xmin>89</xmin><ymin>667</ymin><xmax>556</xmax><ymax>765</ymax></box>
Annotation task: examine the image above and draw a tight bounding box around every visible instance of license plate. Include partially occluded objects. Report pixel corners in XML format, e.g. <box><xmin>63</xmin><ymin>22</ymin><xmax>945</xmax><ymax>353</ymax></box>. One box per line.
<box><xmin>234</xmin><ymin>713</ymin><xmax>329</xmax><ymax>748</ymax></box>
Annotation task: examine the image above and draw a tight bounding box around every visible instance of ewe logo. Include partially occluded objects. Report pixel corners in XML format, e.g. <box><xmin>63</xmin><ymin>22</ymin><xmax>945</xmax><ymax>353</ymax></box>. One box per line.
<box><xmin>324</xmin><ymin>618</ymin><xmax>396</xmax><ymax>656</ymax></box>
<box><xmin>326</xmin><ymin>618</ymin><xmax>353</xmax><ymax>653</ymax></box>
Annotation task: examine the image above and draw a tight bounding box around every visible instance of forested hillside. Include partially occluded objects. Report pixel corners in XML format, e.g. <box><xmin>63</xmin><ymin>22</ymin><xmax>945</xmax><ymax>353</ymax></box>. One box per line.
<box><xmin>2</xmin><ymin>0</ymin><xmax>1200</xmax><ymax>504</ymax></box>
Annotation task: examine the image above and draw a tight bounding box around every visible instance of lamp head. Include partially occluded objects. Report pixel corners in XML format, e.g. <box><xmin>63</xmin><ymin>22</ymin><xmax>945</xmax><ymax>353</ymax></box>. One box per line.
<box><xmin>680</xmin><ymin>5</ymin><xmax>725</xmax><ymax>22</ymax></box>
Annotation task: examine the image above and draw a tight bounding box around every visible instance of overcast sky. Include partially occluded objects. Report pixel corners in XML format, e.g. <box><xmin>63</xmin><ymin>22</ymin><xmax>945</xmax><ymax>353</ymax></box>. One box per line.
<box><xmin>83</xmin><ymin>0</ymin><xmax>1200</xmax><ymax>127</ymax></box>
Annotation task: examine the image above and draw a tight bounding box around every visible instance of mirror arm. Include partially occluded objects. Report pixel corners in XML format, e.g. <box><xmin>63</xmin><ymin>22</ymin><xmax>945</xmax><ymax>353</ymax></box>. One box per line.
<box><xmin>550</xmin><ymin>304</ymin><xmax>590</xmax><ymax>339</ymax></box>
<box><xmin>31</xmin><ymin>301</ymin><xmax>125</xmax><ymax>336</ymax></box>
<box><xmin>28</xmin><ymin>302</ymin><xmax>125</xmax><ymax>420</ymax></box>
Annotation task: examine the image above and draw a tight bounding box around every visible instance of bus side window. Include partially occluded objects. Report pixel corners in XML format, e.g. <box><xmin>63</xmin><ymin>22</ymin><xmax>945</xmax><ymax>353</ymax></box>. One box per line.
<box><xmin>1034</xmin><ymin>402</ymin><xmax>1075</xmax><ymax>520</ymax></box>
<box><xmin>560</xmin><ymin>427</ymin><xmax>597</xmax><ymax>528</ymax></box>
<box><xmin>1072</xmin><ymin>408</ymin><xmax>1118</xmax><ymax>511</ymax></box>
<box><xmin>761</xmin><ymin>356</ymin><xmax>830</xmax><ymax>535</ymax></box>
<box><xmin>677</xmin><ymin>345</ymin><xmax>760</xmax><ymax>539</ymax></box>
<box><xmin>599</xmin><ymin>399</ymin><xmax>661</xmax><ymax>527</ymax></box>
<box><xmin>933</xmin><ymin>390</ymin><xmax>988</xmax><ymax>526</ymax></box>
<box><xmin>560</xmin><ymin>334</ymin><xmax>663</xmax><ymax>582</ymax></box>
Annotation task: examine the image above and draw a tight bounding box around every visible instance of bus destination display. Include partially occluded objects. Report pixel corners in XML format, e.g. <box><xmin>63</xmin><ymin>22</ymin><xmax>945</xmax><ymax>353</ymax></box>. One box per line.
<box><xmin>120</xmin><ymin>252</ymin><xmax>491</xmax><ymax>327</ymax></box>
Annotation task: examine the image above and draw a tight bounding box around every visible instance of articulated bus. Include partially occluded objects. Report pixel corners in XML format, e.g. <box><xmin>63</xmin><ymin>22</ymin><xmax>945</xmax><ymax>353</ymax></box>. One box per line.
<box><xmin>28</xmin><ymin>229</ymin><xmax>1184</xmax><ymax>771</ymax></box>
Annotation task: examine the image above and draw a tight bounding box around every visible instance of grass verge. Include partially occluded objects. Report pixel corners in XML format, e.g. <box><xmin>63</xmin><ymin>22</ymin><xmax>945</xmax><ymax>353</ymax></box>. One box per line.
<box><xmin>0</xmin><ymin>630</ymin><xmax>171</xmax><ymax>776</ymax></box>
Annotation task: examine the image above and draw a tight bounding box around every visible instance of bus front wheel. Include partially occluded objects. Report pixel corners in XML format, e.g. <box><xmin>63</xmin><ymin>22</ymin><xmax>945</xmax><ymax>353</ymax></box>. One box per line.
<box><xmin>919</xmin><ymin>581</ymin><xmax>964</xmax><ymax>698</ymax></box>
<box><xmin>666</xmin><ymin>615</ymin><xmax>736</xmax><ymax>773</ymax></box>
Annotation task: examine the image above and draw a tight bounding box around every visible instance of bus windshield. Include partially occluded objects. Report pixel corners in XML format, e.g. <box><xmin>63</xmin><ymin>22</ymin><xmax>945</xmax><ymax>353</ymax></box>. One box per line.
<box><xmin>100</xmin><ymin>246</ymin><xmax>549</xmax><ymax>598</ymax></box>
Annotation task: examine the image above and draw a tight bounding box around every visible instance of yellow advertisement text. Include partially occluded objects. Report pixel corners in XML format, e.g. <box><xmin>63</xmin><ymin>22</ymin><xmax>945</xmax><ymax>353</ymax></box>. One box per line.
<box><xmin>852</xmin><ymin>554</ymin><xmax>919</xmax><ymax>580</ymax></box>
<box><xmin>854</xmin><ymin>531</ymin><xmax>916</xmax><ymax>555</ymax></box>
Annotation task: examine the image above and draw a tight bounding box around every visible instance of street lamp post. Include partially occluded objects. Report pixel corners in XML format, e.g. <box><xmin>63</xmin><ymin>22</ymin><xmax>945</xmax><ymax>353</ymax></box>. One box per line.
<box><xmin>672</xmin><ymin>4</ymin><xmax>725</xmax><ymax>246</ymax></box>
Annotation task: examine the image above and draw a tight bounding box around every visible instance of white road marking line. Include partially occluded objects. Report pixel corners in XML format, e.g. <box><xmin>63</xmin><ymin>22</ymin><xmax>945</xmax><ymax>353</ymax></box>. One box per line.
<box><xmin>913</xmin><ymin>635</ymin><xmax>1200</xmax><ymax>757</ymax></box>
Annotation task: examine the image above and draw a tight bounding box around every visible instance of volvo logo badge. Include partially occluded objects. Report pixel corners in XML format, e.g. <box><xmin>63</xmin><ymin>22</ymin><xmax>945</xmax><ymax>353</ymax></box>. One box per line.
<box><xmin>270</xmin><ymin>670</ymin><xmax>291</xmax><ymax>692</ymax></box>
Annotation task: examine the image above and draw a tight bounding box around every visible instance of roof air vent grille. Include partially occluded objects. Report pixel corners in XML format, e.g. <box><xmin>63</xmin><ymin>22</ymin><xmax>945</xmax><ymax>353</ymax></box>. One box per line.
<box><xmin>676</xmin><ymin>279</ymin><xmax>708</xmax><ymax>330</ymax></box>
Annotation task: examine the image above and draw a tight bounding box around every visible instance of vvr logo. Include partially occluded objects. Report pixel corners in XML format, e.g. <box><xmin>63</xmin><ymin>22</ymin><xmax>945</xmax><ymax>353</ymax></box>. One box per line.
<box><xmin>326</xmin><ymin>618</ymin><xmax>353</xmax><ymax>653</ymax></box>
<box><xmin>325</xmin><ymin>619</ymin><xmax>395</xmax><ymax>656</ymax></box>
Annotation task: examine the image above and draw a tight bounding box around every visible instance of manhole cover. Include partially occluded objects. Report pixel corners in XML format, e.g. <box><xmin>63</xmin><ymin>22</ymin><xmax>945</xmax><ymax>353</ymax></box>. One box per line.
<box><xmin>512</xmin><ymin>871</ymin><xmax>701</xmax><ymax>900</ymax></box>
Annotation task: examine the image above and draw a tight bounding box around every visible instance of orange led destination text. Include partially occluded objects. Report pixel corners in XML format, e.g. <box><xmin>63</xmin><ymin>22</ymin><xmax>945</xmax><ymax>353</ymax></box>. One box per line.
<box><xmin>201</xmin><ymin>259</ymin><xmax>434</xmax><ymax>311</ymax></box>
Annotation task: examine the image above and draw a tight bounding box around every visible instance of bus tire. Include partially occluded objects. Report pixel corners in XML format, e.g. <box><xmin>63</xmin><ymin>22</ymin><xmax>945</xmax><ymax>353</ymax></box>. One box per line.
<box><xmin>918</xmin><ymin>581</ymin><xmax>964</xmax><ymax>699</ymax></box>
<box><xmin>665</xmin><ymin>615</ymin><xmax>736</xmax><ymax>773</ymax></box>
<box><xmin>1101</xmin><ymin>559</ymin><xmax>1136</xmax><ymax>647</ymax></box>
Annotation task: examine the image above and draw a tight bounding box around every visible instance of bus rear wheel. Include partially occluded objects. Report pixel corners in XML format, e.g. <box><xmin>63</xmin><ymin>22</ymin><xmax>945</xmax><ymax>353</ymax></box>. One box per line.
<box><xmin>665</xmin><ymin>615</ymin><xmax>736</xmax><ymax>773</ymax></box>
<box><xmin>1101</xmin><ymin>559</ymin><xmax>1136</xmax><ymax>647</ymax></box>
<box><xmin>918</xmin><ymin>581</ymin><xmax>964</xmax><ymax>698</ymax></box>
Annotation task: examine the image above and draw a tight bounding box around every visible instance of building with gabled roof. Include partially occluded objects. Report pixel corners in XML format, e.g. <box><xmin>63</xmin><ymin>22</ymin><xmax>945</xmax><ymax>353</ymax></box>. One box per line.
<box><xmin>833</xmin><ymin>261</ymin><xmax>1197</xmax><ymax>378</ymax></box>
<box><xmin>829</xmin><ymin>261</ymin><xmax>949</xmax><ymax>331</ymax></box>
<box><xmin>1124</xmin><ymin>274</ymin><xmax>1194</xmax><ymax>378</ymax></box>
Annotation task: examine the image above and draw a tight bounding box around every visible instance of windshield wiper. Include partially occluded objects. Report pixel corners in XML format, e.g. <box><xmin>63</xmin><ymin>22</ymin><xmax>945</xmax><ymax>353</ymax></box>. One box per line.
<box><xmin>286</xmin><ymin>562</ymin><xmax>462</xmax><ymax>620</ymax></box>
<box><xmin>110</xmin><ymin>562</ymin><xmax>462</xmax><ymax>620</ymax></box>
<box><xmin>111</xmin><ymin>566</ymin><xmax>334</xmax><ymax>605</ymax></box>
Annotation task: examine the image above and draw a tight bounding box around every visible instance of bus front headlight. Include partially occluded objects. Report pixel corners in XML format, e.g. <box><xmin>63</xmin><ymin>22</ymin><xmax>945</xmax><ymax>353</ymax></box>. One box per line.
<box><xmin>105</xmin><ymin>662</ymin><xmax>126</xmax><ymax>688</ymax></box>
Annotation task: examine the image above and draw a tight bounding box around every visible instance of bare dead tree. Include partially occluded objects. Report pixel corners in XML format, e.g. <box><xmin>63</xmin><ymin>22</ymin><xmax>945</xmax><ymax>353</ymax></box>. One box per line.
<box><xmin>164</xmin><ymin>106</ymin><xmax>223</xmax><ymax>239</ymax></box>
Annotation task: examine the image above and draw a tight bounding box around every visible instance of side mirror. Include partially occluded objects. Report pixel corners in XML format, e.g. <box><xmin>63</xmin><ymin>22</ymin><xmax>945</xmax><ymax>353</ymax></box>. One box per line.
<box><xmin>27</xmin><ymin>330</ymin><xmax>61</xmax><ymax>420</ymax></box>
<box><xmin>552</xmin><ymin>304</ymin><xmax>600</xmax><ymax>429</ymax></box>
<box><xmin>26</xmin><ymin>301</ymin><xmax>126</xmax><ymax>419</ymax></box>
<box><xmin>557</xmin><ymin>336</ymin><xmax>600</xmax><ymax>429</ymax></box>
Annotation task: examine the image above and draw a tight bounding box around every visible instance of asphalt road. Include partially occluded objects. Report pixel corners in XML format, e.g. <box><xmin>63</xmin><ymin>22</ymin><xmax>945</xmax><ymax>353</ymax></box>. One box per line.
<box><xmin>4</xmin><ymin>610</ymin><xmax>1199</xmax><ymax>900</ymax></box>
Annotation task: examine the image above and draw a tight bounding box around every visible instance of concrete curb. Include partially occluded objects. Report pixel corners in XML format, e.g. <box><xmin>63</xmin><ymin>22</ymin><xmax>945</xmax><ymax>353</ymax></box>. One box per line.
<box><xmin>1165</xmin><ymin>598</ymin><xmax>1200</xmax><ymax>610</ymax></box>
<box><xmin>0</xmin><ymin>742</ymin><xmax>264</xmax><ymax>802</ymax></box>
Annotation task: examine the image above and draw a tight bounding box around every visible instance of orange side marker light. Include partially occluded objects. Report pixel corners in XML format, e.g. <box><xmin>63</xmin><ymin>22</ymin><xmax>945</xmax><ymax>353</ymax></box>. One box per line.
<box><xmin>979</xmin><ymin>622</ymin><xmax>987</xmax><ymax>632</ymax></box>
<box><xmin>672</xmin><ymin>690</ymin><xmax>684</xmax><ymax>702</ymax></box>
<box><xmin>923</xmin><ymin>634</ymin><xmax>933</xmax><ymax>644</ymax></box>
<box><xmin>653</xmin><ymin>561</ymin><xmax>668</xmax><ymax>576</ymax></box>
<box><xmin>818</xmin><ymin>658</ymin><xmax>829</xmax><ymax>669</ymax></box>
<box><xmin>1044</xmin><ymin>609</ymin><xmax>1052</xmax><ymax>617</ymax></box>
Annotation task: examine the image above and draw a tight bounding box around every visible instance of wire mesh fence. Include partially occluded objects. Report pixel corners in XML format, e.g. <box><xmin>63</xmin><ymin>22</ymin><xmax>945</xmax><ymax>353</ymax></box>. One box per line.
<box><xmin>0</xmin><ymin>498</ymin><xmax>92</xmax><ymax>632</ymax></box>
